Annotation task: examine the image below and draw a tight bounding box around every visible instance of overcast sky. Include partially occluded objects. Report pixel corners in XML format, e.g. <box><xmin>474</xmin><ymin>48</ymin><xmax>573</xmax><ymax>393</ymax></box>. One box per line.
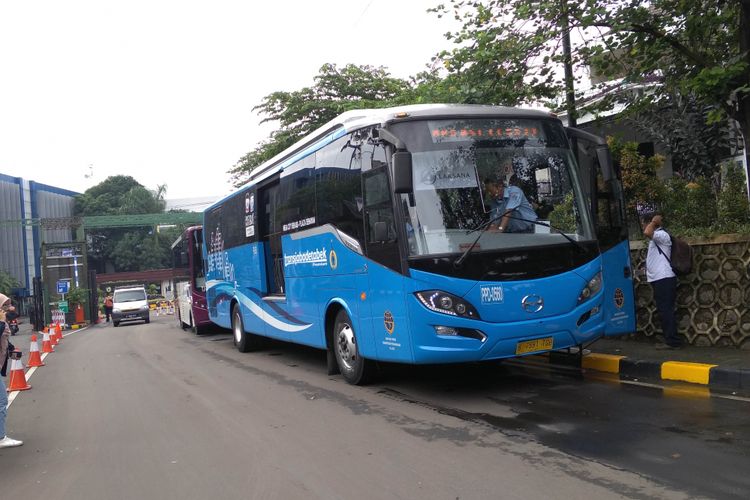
<box><xmin>0</xmin><ymin>0</ymin><xmax>455</xmax><ymax>203</ymax></box>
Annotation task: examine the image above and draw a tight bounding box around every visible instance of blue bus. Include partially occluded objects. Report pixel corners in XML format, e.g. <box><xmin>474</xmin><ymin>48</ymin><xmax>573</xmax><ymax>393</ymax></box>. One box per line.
<box><xmin>204</xmin><ymin>104</ymin><xmax>635</xmax><ymax>384</ymax></box>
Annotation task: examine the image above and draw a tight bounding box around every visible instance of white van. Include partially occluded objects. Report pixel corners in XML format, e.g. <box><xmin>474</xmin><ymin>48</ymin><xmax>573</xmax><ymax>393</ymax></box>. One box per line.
<box><xmin>111</xmin><ymin>286</ymin><xmax>150</xmax><ymax>327</ymax></box>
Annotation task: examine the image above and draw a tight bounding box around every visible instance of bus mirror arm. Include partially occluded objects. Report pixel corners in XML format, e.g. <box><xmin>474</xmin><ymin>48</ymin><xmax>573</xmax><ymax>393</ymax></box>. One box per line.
<box><xmin>565</xmin><ymin>127</ymin><xmax>615</xmax><ymax>182</ymax></box>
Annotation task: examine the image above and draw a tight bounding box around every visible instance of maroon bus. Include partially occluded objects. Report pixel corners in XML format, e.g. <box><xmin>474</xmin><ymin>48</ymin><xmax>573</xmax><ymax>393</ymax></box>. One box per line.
<box><xmin>171</xmin><ymin>226</ymin><xmax>211</xmax><ymax>334</ymax></box>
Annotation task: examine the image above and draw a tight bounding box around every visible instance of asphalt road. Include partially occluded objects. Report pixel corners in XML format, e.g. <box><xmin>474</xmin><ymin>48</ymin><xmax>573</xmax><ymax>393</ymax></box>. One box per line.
<box><xmin>1</xmin><ymin>315</ymin><xmax>748</xmax><ymax>500</ymax></box>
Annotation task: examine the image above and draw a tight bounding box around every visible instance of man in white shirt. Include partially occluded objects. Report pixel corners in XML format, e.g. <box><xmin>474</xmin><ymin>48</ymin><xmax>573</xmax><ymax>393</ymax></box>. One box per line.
<box><xmin>642</xmin><ymin>213</ymin><xmax>682</xmax><ymax>349</ymax></box>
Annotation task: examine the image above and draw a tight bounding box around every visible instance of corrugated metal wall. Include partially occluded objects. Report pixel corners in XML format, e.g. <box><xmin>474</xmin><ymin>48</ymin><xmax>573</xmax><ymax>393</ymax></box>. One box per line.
<box><xmin>0</xmin><ymin>175</ymin><xmax>25</xmax><ymax>290</ymax></box>
<box><xmin>0</xmin><ymin>174</ymin><xmax>78</xmax><ymax>295</ymax></box>
<box><xmin>34</xmin><ymin>187</ymin><xmax>76</xmax><ymax>243</ymax></box>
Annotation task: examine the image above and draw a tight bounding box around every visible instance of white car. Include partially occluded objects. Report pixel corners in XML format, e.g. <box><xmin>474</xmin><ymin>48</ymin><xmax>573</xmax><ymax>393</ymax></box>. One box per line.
<box><xmin>111</xmin><ymin>286</ymin><xmax>150</xmax><ymax>327</ymax></box>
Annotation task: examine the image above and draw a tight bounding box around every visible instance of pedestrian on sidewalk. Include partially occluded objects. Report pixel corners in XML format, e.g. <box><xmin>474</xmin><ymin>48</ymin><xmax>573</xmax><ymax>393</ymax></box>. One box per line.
<box><xmin>104</xmin><ymin>294</ymin><xmax>113</xmax><ymax>323</ymax></box>
<box><xmin>0</xmin><ymin>292</ymin><xmax>24</xmax><ymax>449</ymax></box>
<box><xmin>641</xmin><ymin>213</ymin><xmax>682</xmax><ymax>350</ymax></box>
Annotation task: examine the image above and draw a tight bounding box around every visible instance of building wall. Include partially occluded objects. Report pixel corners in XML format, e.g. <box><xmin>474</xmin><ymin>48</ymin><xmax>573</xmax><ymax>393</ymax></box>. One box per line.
<box><xmin>0</xmin><ymin>174</ymin><xmax>26</xmax><ymax>292</ymax></box>
<box><xmin>0</xmin><ymin>173</ymin><xmax>78</xmax><ymax>296</ymax></box>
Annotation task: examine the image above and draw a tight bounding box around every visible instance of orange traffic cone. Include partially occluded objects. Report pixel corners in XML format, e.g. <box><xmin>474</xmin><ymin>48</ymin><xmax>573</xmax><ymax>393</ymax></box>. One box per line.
<box><xmin>41</xmin><ymin>330</ymin><xmax>54</xmax><ymax>353</ymax></box>
<box><xmin>27</xmin><ymin>334</ymin><xmax>45</xmax><ymax>367</ymax></box>
<box><xmin>55</xmin><ymin>322</ymin><xmax>63</xmax><ymax>342</ymax></box>
<box><xmin>6</xmin><ymin>352</ymin><xmax>31</xmax><ymax>392</ymax></box>
<box><xmin>49</xmin><ymin>325</ymin><xmax>58</xmax><ymax>347</ymax></box>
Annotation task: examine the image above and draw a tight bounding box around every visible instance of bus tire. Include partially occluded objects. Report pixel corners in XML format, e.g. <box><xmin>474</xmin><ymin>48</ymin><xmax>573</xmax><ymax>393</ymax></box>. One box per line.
<box><xmin>333</xmin><ymin>309</ymin><xmax>375</xmax><ymax>385</ymax></box>
<box><xmin>232</xmin><ymin>304</ymin><xmax>262</xmax><ymax>352</ymax></box>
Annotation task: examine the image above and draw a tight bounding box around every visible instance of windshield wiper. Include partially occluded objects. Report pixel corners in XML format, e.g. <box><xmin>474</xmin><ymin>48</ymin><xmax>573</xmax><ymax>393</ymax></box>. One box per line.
<box><xmin>454</xmin><ymin>214</ymin><xmax>588</xmax><ymax>268</ymax></box>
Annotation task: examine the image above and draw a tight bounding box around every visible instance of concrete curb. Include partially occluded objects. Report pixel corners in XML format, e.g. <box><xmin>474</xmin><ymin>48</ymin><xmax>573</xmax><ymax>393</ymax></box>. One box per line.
<box><xmin>582</xmin><ymin>353</ymin><xmax>750</xmax><ymax>392</ymax></box>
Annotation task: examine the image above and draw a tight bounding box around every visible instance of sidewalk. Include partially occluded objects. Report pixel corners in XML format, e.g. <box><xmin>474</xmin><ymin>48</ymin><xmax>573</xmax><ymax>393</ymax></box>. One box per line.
<box><xmin>583</xmin><ymin>336</ymin><xmax>750</xmax><ymax>392</ymax></box>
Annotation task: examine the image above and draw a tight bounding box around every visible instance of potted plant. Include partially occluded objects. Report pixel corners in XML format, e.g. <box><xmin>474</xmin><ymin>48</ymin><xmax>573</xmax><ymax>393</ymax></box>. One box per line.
<box><xmin>65</xmin><ymin>286</ymin><xmax>89</xmax><ymax>324</ymax></box>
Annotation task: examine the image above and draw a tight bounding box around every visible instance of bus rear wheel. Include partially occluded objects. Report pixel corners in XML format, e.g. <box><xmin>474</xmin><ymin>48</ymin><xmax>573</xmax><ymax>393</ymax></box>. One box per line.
<box><xmin>333</xmin><ymin>310</ymin><xmax>375</xmax><ymax>385</ymax></box>
<box><xmin>232</xmin><ymin>304</ymin><xmax>262</xmax><ymax>352</ymax></box>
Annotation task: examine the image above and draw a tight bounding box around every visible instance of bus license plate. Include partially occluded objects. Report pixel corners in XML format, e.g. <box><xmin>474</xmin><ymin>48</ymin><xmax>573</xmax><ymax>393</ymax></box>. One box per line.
<box><xmin>516</xmin><ymin>337</ymin><xmax>554</xmax><ymax>355</ymax></box>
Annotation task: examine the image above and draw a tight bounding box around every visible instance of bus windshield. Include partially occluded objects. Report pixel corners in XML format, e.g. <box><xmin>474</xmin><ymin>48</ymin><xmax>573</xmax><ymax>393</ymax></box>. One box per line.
<box><xmin>392</xmin><ymin>118</ymin><xmax>594</xmax><ymax>257</ymax></box>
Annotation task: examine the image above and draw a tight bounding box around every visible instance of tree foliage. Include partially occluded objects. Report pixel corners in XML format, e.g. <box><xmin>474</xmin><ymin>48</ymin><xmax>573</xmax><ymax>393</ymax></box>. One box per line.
<box><xmin>74</xmin><ymin>176</ymin><xmax>176</xmax><ymax>272</ymax></box>
<box><xmin>229</xmin><ymin>64</ymin><xmax>413</xmax><ymax>186</ymax></box>
<box><xmin>432</xmin><ymin>0</ymin><xmax>750</xmax><ymax>169</ymax></box>
<box><xmin>609</xmin><ymin>137</ymin><xmax>665</xmax><ymax>214</ymax></box>
<box><xmin>0</xmin><ymin>268</ymin><xmax>19</xmax><ymax>296</ymax></box>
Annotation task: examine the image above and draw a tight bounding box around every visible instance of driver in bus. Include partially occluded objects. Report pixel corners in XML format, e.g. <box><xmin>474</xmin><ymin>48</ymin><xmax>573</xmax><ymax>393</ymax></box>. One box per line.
<box><xmin>484</xmin><ymin>174</ymin><xmax>538</xmax><ymax>233</ymax></box>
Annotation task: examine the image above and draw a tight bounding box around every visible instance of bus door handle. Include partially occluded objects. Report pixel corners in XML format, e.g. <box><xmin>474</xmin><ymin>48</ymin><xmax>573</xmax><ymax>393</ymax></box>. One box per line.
<box><xmin>623</xmin><ymin>266</ymin><xmax>631</xmax><ymax>278</ymax></box>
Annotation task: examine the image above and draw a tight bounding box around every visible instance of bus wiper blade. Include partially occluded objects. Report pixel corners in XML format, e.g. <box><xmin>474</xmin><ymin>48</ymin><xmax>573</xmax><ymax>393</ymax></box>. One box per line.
<box><xmin>455</xmin><ymin>214</ymin><xmax>587</xmax><ymax>268</ymax></box>
<box><xmin>523</xmin><ymin>218</ymin><xmax>588</xmax><ymax>253</ymax></box>
<box><xmin>455</xmin><ymin>213</ymin><xmax>506</xmax><ymax>267</ymax></box>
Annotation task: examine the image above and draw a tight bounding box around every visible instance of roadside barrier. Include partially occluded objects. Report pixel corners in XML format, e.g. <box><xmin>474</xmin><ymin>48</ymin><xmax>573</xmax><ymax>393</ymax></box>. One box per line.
<box><xmin>41</xmin><ymin>330</ymin><xmax>54</xmax><ymax>353</ymax></box>
<box><xmin>6</xmin><ymin>351</ymin><xmax>31</xmax><ymax>392</ymax></box>
<box><xmin>27</xmin><ymin>335</ymin><xmax>45</xmax><ymax>368</ymax></box>
<box><xmin>51</xmin><ymin>309</ymin><xmax>65</xmax><ymax>325</ymax></box>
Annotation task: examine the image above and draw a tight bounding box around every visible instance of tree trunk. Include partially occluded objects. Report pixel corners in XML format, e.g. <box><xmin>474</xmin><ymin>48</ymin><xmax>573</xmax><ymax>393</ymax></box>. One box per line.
<box><xmin>737</xmin><ymin>1</ymin><xmax>750</xmax><ymax>199</ymax></box>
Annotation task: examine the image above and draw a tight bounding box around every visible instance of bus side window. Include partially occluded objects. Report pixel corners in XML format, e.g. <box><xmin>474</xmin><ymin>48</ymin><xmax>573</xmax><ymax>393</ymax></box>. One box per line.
<box><xmin>316</xmin><ymin>133</ymin><xmax>365</xmax><ymax>245</ymax></box>
<box><xmin>364</xmin><ymin>169</ymin><xmax>396</xmax><ymax>242</ymax></box>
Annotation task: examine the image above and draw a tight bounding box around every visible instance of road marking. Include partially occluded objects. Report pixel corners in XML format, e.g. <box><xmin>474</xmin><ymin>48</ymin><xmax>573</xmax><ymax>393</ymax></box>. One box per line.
<box><xmin>587</xmin><ymin>372</ymin><xmax>750</xmax><ymax>403</ymax></box>
<box><xmin>6</xmin><ymin>326</ymin><xmax>88</xmax><ymax>409</ymax></box>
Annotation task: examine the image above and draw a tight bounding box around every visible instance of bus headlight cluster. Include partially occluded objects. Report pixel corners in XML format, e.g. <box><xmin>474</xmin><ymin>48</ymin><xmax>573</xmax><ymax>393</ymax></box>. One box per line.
<box><xmin>577</xmin><ymin>272</ymin><xmax>602</xmax><ymax>304</ymax></box>
<box><xmin>415</xmin><ymin>290</ymin><xmax>479</xmax><ymax>319</ymax></box>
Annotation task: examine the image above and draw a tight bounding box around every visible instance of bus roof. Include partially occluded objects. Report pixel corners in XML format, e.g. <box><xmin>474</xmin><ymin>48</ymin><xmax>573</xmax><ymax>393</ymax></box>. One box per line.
<box><xmin>207</xmin><ymin>104</ymin><xmax>556</xmax><ymax>212</ymax></box>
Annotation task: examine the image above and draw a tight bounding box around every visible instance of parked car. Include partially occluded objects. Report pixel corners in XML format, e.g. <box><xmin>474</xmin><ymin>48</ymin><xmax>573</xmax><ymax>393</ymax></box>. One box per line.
<box><xmin>111</xmin><ymin>286</ymin><xmax>150</xmax><ymax>327</ymax></box>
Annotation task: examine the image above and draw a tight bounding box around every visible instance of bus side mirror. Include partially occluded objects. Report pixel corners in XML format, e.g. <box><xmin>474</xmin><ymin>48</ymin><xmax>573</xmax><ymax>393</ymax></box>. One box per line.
<box><xmin>393</xmin><ymin>151</ymin><xmax>413</xmax><ymax>194</ymax></box>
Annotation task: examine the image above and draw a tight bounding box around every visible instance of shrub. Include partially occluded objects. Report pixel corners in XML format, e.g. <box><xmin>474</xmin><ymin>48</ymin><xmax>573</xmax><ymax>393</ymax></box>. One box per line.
<box><xmin>609</xmin><ymin>138</ymin><xmax>665</xmax><ymax>214</ymax></box>
<box><xmin>0</xmin><ymin>268</ymin><xmax>19</xmax><ymax>296</ymax></box>
<box><xmin>661</xmin><ymin>177</ymin><xmax>717</xmax><ymax>232</ymax></box>
<box><xmin>717</xmin><ymin>162</ymin><xmax>750</xmax><ymax>228</ymax></box>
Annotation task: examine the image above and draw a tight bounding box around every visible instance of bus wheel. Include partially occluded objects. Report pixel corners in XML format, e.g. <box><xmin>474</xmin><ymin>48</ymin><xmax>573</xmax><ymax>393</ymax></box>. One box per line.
<box><xmin>333</xmin><ymin>310</ymin><xmax>375</xmax><ymax>385</ymax></box>
<box><xmin>232</xmin><ymin>304</ymin><xmax>262</xmax><ymax>352</ymax></box>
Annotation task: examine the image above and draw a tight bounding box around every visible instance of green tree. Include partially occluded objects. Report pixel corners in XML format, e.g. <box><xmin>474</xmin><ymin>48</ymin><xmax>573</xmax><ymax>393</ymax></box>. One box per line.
<box><xmin>75</xmin><ymin>177</ymin><xmax>178</xmax><ymax>272</ymax></box>
<box><xmin>229</xmin><ymin>64</ymin><xmax>412</xmax><ymax>186</ymax></box>
<box><xmin>431</xmin><ymin>0</ymin><xmax>750</xmax><ymax>169</ymax></box>
<box><xmin>717</xmin><ymin>162</ymin><xmax>750</xmax><ymax>228</ymax></box>
<box><xmin>0</xmin><ymin>268</ymin><xmax>19</xmax><ymax>296</ymax></box>
<box><xmin>609</xmin><ymin>138</ymin><xmax>665</xmax><ymax>214</ymax></box>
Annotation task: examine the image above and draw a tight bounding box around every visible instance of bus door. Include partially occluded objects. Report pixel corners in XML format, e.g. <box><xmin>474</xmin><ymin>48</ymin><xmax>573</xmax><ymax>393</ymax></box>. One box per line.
<box><xmin>569</xmin><ymin>129</ymin><xmax>636</xmax><ymax>337</ymax></box>
<box><xmin>258</xmin><ymin>180</ymin><xmax>285</xmax><ymax>296</ymax></box>
<box><xmin>362</xmin><ymin>165</ymin><xmax>412</xmax><ymax>362</ymax></box>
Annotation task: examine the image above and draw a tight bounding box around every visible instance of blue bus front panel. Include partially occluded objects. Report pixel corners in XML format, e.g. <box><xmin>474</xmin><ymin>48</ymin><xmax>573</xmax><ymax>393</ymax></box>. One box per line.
<box><xmin>400</xmin><ymin>259</ymin><xmax>606</xmax><ymax>364</ymax></box>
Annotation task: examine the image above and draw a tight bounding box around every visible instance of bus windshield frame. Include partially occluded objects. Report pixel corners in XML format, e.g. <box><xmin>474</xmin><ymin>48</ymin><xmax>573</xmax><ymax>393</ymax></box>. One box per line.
<box><xmin>389</xmin><ymin>117</ymin><xmax>595</xmax><ymax>259</ymax></box>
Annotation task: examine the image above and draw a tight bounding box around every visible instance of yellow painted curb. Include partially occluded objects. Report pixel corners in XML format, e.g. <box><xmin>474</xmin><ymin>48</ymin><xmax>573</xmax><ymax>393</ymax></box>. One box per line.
<box><xmin>583</xmin><ymin>353</ymin><xmax>624</xmax><ymax>374</ymax></box>
<box><xmin>661</xmin><ymin>361</ymin><xmax>717</xmax><ymax>385</ymax></box>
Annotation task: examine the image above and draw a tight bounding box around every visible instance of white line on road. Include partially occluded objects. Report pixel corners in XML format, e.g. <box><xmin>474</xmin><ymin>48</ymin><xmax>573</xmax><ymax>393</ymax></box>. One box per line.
<box><xmin>6</xmin><ymin>326</ymin><xmax>89</xmax><ymax>409</ymax></box>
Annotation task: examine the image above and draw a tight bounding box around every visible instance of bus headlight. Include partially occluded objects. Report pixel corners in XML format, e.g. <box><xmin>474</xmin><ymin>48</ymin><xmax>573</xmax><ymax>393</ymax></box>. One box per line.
<box><xmin>577</xmin><ymin>272</ymin><xmax>602</xmax><ymax>304</ymax></box>
<box><xmin>415</xmin><ymin>290</ymin><xmax>479</xmax><ymax>319</ymax></box>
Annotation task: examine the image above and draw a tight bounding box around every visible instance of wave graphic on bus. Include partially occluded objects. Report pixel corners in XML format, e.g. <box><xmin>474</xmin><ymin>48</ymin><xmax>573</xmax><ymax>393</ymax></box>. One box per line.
<box><xmin>206</xmin><ymin>280</ymin><xmax>312</xmax><ymax>333</ymax></box>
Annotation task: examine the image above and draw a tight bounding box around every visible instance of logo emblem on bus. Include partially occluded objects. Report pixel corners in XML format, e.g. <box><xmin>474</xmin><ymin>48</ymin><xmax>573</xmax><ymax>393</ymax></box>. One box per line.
<box><xmin>614</xmin><ymin>288</ymin><xmax>625</xmax><ymax>309</ymax></box>
<box><xmin>384</xmin><ymin>311</ymin><xmax>395</xmax><ymax>334</ymax></box>
<box><xmin>329</xmin><ymin>250</ymin><xmax>338</xmax><ymax>270</ymax></box>
<box><xmin>521</xmin><ymin>294</ymin><xmax>544</xmax><ymax>313</ymax></box>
